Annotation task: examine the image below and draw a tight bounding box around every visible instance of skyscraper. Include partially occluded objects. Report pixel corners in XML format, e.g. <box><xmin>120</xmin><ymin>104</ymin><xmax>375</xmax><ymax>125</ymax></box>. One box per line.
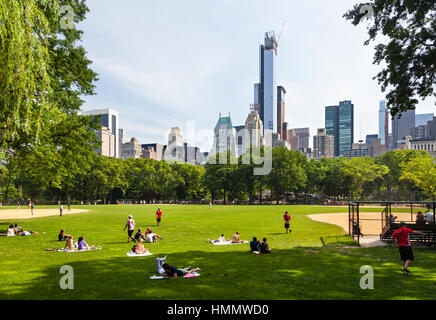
<box><xmin>256</xmin><ymin>32</ymin><xmax>278</xmax><ymax>134</ymax></box>
<box><xmin>325</xmin><ymin>100</ymin><xmax>354</xmax><ymax>157</ymax></box>
<box><xmin>82</xmin><ymin>108</ymin><xmax>120</xmax><ymax>158</ymax></box>
<box><xmin>277</xmin><ymin>86</ymin><xmax>286</xmax><ymax>139</ymax></box>
<box><xmin>378</xmin><ymin>100</ymin><xmax>389</xmax><ymax>146</ymax></box>
<box><xmin>391</xmin><ymin>109</ymin><xmax>415</xmax><ymax>149</ymax></box>
<box><xmin>416</xmin><ymin>113</ymin><xmax>434</xmax><ymax>127</ymax></box>
<box><xmin>293</xmin><ymin>128</ymin><xmax>310</xmax><ymax>149</ymax></box>
<box><xmin>313</xmin><ymin>128</ymin><xmax>334</xmax><ymax>160</ymax></box>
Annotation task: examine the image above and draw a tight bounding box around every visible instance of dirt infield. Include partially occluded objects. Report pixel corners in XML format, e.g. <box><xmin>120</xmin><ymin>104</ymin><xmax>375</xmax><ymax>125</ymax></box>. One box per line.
<box><xmin>308</xmin><ymin>212</ymin><xmax>415</xmax><ymax>235</ymax></box>
<box><xmin>0</xmin><ymin>208</ymin><xmax>89</xmax><ymax>220</ymax></box>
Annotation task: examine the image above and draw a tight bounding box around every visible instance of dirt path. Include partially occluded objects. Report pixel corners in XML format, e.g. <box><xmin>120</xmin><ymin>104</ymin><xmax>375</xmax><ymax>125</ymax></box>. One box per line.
<box><xmin>0</xmin><ymin>208</ymin><xmax>90</xmax><ymax>221</ymax></box>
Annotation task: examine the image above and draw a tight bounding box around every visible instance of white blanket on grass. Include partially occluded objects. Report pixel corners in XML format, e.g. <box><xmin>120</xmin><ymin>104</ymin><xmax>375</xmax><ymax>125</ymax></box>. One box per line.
<box><xmin>53</xmin><ymin>247</ymin><xmax>102</xmax><ymax>252</ymax></box>
<box><xmin>212</xmin><ymin>240</ymin><xmax>248</xmax><ymax>245</ymax></box>
<box><xmin>149</xmin><ymin>272</ymin><xmax>200</xmax><ymax>280</ymax></box>
<box><xmin>127</xmin><ymin>251</ymin><xmax>153</xmax><ymax>257</ymax></box>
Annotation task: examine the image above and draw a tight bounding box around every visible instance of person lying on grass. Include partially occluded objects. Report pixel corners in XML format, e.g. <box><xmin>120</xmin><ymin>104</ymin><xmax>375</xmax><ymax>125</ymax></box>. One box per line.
<box><xmin>231</xmin><ymin>232</ymin><xmax>243</xmax><ymax>243</ymax></box>
<box><xmin>250</xmin><ymin>237</ymin><xmax>261</xmax><ymax>255</ymax></box>
<box><xmin>206</xmin><ymin>234</ymin><xmax>227</xmax><ymax>244</ymax></box>
<box><xmin>162</xmin><ymin>263</ymin><xmax>201</xmax><ymax>279</ymax></box>
<box><xmin>132</xmin><ymin>238</ymin><xmax>150</xmax><ymax>255</ymax></box>
<box><xmin>0</xmin><ymin>224</ymin><xmax>38</xmax><ymax>237</ymax></box>
<box><xmin>259</xmin><ymin>237</ymin><xmax>272</xmax><ymax>254</ymax></box>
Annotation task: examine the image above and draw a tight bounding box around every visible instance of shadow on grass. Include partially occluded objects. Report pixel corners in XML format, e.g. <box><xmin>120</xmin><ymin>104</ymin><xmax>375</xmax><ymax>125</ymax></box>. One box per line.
<box><xmin>3</xmin><ymin>247</ymin><xmax>436</xmax><ymax>300</ymax></box>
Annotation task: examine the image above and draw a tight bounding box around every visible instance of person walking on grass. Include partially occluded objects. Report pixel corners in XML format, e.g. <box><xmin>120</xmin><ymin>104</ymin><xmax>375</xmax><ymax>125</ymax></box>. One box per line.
<box><xmin>123</xmin><ymin>215</ymin><xmax>136</xmax><ymax>243</ymax></box>
<box><xmin>156</xmin><ymin>208</ymin><xmax>164</xmax><ymax>226</ymax></box>
<box><xmin>392</xmin><ymin>222</ymin><xmax>425</xmax><ymax>275</ymax></box>
<box><xmin>31</xmin><ymin>201</ymin><xmax>35</xmax><ymax>216</ymax></box>
<box><xmin>283</xmin><ymin>211</ymin><xmax>291</xmax><ymax>234</ymax></box>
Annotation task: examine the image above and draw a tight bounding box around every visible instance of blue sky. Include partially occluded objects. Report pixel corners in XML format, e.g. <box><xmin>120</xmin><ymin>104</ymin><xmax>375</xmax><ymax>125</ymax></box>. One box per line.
<box><xmin>80</xmin><ymin>0</ymin><xmax>435</xmax><ymax>151</ymax></box>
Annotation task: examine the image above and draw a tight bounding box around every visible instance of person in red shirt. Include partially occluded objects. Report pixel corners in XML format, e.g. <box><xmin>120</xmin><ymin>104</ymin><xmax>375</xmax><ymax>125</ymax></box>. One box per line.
<box><xmin>283</xmin><ymin>211</ymin><xmax>291</xmax><ymax>234</ymax></box>
<box><xmin>156</xmin><ymin>208</ymin><xmax>164</xmax><ymax>226</ymax></box>
<box><xmin>391</xmin><ymin>222</ymin><xmax>425</xmax><ymax>275</ymax></box>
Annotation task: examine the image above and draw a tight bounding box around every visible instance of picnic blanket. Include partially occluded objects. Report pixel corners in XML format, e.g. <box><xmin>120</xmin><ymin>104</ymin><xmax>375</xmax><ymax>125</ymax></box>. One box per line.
<box><xmin>126</xmin><ymin>251</ymin><xmax>153</xmax><ymax>257</ymax></box>
<box><xmin>212</xmin><ymin>240</ymin><xmax>248</xmax><ymax>246</ymax></box>
<box><xmin>149</xmin><ymin>272</ymin><xmax>200</xmax><ymax>280</ymax></box>
<box><xmin>47</xmin><ymin>247</ymin><xmax>102</xmax><ymax>252</ymax></box>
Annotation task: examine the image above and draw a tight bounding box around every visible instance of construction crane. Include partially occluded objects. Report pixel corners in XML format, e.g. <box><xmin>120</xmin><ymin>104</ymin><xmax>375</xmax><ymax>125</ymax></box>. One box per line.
<box><xmin>277</xmin><ymin>20</ymin><xmax>286</xmax><ymax>45</ymax></box>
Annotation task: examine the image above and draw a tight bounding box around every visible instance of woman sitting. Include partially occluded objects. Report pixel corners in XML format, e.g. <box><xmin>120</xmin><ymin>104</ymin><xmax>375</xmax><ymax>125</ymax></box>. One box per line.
<box><xmin>77</xmin><ymin>236</ymin><xmax>90</xmax><ymax>251</ymax></box>
<box><xmin>132</xmin><ymin>238</ymin><xmax>150</xmax><ymax>254</ymax></box>
<box><xmin>231</xmin><ymin>232</ymin><xmax>243</xmax><ymax>244</ymax></box>
<box><xmin>416</xmin><ymin>211</ymin><xmax>426</xmax><ymax>225</ymax></box>
<box><xmin>58</xmin><ymin>229</ymin><xmax>71</xmax><ymax>241</ymax></box>
<box><xmin>1</xmin><ymin>224</ymin><xmax>17</xmax><ymax>236</ymax></box>
<box><xmin>64</xmin><ymin>235</ymin><xmax>75</xmax><ymax>251</ymax></box>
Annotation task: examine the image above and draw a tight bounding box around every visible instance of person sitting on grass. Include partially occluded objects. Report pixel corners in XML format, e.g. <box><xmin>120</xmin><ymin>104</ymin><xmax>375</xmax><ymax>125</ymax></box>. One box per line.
<box><xmin>77</xmin><ymin>236</ymin><xmax>90</xmax><ymax>251</ymax></box>
<box><xmin>250</xmin><ymin>237</ymin><xmax>261</xmax><ymax>255</ymax></box>
<box><xmin>162</xmin><ymin>263</ymin><xmax>201</xmax><ymax>279</ymax></box>
<box><xmin>65</xmin><ymin>235</ymin><xmax>74</xmax><ymax>251</ymax></box>
<box><xmin>259</xmin><ymin>237</ymin><xmax>272</xmax><ymax>254</ymax></box>
<box><xmin>132</xmin><ymin>238</ymin><xmax>150</xmax><ymax>255</ymax></box>
<box><xmin>145</xmin><ymin>229</ymin><xmax>163</xmax><ymax>243</ymax></box>
<box><xmin>4</xmin><ymin>224</ymin><xmax>15</xmax><ymax>236</ymax></box>
<box><xmin>134</xmin><ymin>228</ymin><xmax>146</xmax><ymax>242</ymax></box>
<box><xmin>58</xmin><ymin>229</ymin><xmax>71</xmax><ymax>241</ymax></box>
<box><xmin>206</xmin><ymin>234</ymin><xmax>226</xmax><ymax>244</ymax></box>
<box><xmin>231</xmin><ymin>232</ymin><xmax>243</xmax><ymax>244</ymax></box>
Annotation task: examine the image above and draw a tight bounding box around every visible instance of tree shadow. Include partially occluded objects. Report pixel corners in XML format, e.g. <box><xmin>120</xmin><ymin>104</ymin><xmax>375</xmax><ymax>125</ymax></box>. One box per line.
<box><xmin>3</xmin><ymin>247</ymin><xmax>436</xmax><ymax>300</ymax></box>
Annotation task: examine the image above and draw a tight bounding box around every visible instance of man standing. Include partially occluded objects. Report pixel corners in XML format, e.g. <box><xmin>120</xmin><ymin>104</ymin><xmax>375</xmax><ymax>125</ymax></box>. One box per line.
<box><xmin>156</xmin><ymin>208</ymin><xmax>164</xmax><ymax>226</ymax></box>
<box><xmin>31</xmin><ymin>202</ymin><xmax>34</xmax><ymax>216</ymax></box>
<box><xmin>391</xmin><ymin>222</ymin><xmax>425</xmax><ymax>275</ymax></box>
<box><xmin>283</xmin><ymin>211</ymin><xmax>291</xmax><ymax>234</ymax></box>
<box><xmin>59</xmin><ymin>203</ymin><xmax>63</xmax><ymax>217</ymax></box>
<box><xmin>123</xmin><ymin>215</ymin><xmax>136</xmax><ymax>243</ymax></box>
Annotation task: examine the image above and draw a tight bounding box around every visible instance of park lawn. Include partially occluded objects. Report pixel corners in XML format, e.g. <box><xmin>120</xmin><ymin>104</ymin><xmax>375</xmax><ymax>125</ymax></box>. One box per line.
<box><xmin>0</xmin><ymin>205</ymin><xmax>435</xmax><ymax>300</ymax></box>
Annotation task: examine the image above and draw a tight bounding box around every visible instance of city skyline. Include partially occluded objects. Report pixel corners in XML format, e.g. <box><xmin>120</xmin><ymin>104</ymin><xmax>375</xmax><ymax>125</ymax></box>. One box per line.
<box><xmin>80</xmin><ymin>0</ymin><xmax>435</xmax><ymax>151</ymax></box>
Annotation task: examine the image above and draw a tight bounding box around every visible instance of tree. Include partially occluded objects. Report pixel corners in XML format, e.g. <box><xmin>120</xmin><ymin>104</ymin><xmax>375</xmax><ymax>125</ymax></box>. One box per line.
<box><xmin>400</xmin><ymin>155</ymin><xmax>436</xmax><ymax>201</ymax></box>
<box><xmin>0</xmin><ymin>0</ymin><xmax>56</xmax><ymax>151</ymax></box>
<box><xmin>303</xmin><ymin>159</ymin><xmax>327</xmax><ymax>203</ymax></box>
<box><xmin>341</xmin><ymin>157</ymin><xmax>389</xmax><ymax>199</ymax></box>
<box><xmin>345</xmin><ymin>1</ymin><xmax>436</xmax><ymax>116</ymax></box>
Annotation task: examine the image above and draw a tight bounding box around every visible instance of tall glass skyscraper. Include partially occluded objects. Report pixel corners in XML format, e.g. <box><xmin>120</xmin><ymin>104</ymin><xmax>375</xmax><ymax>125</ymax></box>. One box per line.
<box><xmin>378</xmin><ymin>100</ymin><xmax>389</xmax><ymax>145</ymax></box>
<box><xmin>255</xmin><ymin>32</ymin><xmax>278</xmax><ymax>134</ymax></box>
<box><xmin>325</xmin><ymin>101</ymin><xmax>354</xmax><ymax>157</ymax></box>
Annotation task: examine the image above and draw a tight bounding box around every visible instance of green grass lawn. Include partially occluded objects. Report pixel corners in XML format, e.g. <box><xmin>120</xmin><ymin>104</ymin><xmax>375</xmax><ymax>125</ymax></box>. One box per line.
<box><xmin>0</xmin><ymin>205</ymin><xmax>435</xmax><ymax>300</ymax></box>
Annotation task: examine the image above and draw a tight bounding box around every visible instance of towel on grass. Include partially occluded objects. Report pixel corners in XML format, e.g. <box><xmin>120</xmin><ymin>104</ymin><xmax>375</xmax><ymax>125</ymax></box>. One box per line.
<box><xmin>212</xmin><ymin>240</ymin><xmax>248</xmax><ymax>246</ymax></box>
<box><xmin>126</xmin><ymin>251</ymin><xmax>153</xmax><ymax>257</ymax></box>
<box><xmin>47</xmin><ymin>247</ymin><xmax>102</xmax><ymax>252</ymax></box>
<box><xmin>149</xmin><ymin>272</ymin><xmax>200</xmax><ymax>280</ymax></box>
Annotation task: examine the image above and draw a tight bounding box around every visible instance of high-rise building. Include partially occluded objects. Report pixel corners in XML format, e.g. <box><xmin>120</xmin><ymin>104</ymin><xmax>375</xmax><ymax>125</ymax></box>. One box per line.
<box><xmin>234</xmin><ymin>125</ymin><xmax>245</xmax><ymax>157</ymax></box>
<box><xmin>243</xmin><ymin>111</ymin><xmax>264</xmax><ymax>154</ymax></box>
<box><xmin>416</xmin><ymin>113</ymin><xmax>434</xmax><ymax>127</ymax></box>
<box><xmin>141</xmin><ymin>143</ymin><xmax>164</xmax><ymax>161</ymax></box>
<box><xmin>119</xmin><ymin>128</ymin><xmax>127</xmax><ymax>146</ymax></box>
<box><xmin>325</xmin><ymin>100</ymin><xmax>354</xmax><ymax>157</ymax></box>
<box><xmin>82</xmin><ymin>108</ymin><xmax>120</xmax><ymax>158</ymax></box>
<box><xmin>378</xmin><ymin>100</ymin><xmax>389</xmax><ymax>146</ymax></box>
<box><xmin>287</xmin><ymin>129</ymin><xmax>300</xmax><ymax>150</ymax></box>
<box><xmin>313</xmin><ymin>128</ymin><xmax>334</xmax><ymax>160</ymax></box>
<box><xmin>121</xmin><ymin>137</ymin><xmax>142</xmax><ymax>159</ymax></box>
<box><xmin>293</xmin><ymin>128</ymin><xmax>310</xmax><ymax>149</ymax></box>
<box><xmin>277</xmin><ymin>86</ymin><xmax>286</xmax><ymax>139</ymax></box>
<box><xmin>212</xmin><ymin>113</ymin><xmax>237</xmax><ymax>156</ymax></box>
<box><xmin>164</xmin><ymin>127</ymin><xmax>185</xmax><ymax>162</ymax></box>
<box><xmin>96</xmin><ymin>127</ymin><xmax>116</xmax><ymax>157</ymax></box>
<box><xmin>256</xmin><ymin>32</ymin><xmax>278</xmax><ymax>134</ymax></box>
<box><xmin>282</xmin><ymin>122</ymin><xmax>288</xmax><ymax>141</ymax></box>
<box><xmin>391</xmin><ymin>109</ymin><xmax>415</xmax><ymax>149</ymax></box>
<box><xmin>366</xmin><ymin>134</ymin><xmax>379</xmax><ymax>146</ymax></box>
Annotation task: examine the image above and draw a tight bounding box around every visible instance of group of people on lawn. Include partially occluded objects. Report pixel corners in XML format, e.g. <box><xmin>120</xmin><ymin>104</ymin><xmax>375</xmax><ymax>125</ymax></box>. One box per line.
<box><xmin>0</xmin><ymin>224</ymin><xmax>38</xmax><ymax>236</ymax></box>
<box><xmin>58</xmin><ymin>229</ymin><xmax>98</xmax><ymax>251</ymax></box>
